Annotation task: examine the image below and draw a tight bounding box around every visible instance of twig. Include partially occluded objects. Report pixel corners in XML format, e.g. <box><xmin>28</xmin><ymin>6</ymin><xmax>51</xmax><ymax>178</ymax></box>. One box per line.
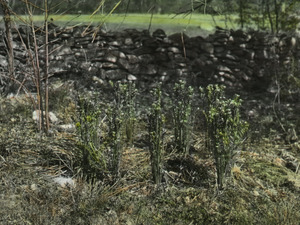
<box><xmin>181</xmin><ymin>32</ymin><xmax>187</xmax><ymax>59</ymax></box>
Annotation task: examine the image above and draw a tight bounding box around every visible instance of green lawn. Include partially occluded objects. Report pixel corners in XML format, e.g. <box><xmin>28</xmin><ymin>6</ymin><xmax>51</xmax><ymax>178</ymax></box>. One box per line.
<box><xmin>15</xmin><ymin>13</ymin><xmax>238</xmax><ymax>36</ymax></box>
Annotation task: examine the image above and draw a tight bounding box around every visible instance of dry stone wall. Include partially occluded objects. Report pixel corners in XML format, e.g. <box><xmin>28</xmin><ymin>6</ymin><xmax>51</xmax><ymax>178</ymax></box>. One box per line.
<box><xmin>0</xmin><ymin>25</ymin><xmax>299</xmax><ymax>91</ymax></box>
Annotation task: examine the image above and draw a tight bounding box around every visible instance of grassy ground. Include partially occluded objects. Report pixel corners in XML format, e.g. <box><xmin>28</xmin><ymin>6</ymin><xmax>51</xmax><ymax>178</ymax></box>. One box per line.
<box><xmin>0</xmin><ymin>80</ymin><xmax>299</xmax><ymax>224</ymax></box>
<box><xmin>13</xmin><ymin>13</ymin><xmax>238</xmax><ymax>36</ymax></box>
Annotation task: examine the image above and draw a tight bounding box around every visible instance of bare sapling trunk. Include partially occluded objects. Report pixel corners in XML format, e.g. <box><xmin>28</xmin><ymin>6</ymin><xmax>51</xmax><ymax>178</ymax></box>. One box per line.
<box><xmin>266</xmin><ymin>0</ymin><xmax>274</xmax><ymax>33</ymax></box>
<box><xmin>25</xmin><ymin>1</ymin><xmax>45</xmax><ymax>132</ymax></box>
<box><xmin>32</xmin><ymin>24</ymin><xmax>45</xmax><ymax>132</ymax></box>
<box><xmin>1</xmin><ymin>0</ymin><xmax>15</xmax><ymax>79</ymax></box>
<box><xmin>239</xmin><ymin>0</ymin><xmax>244</xmax><ymax>29</ymax></box>
<box><xmin>44</xmin><ymin>0</ymin><xmax>50</xmax><ymax>132</ymax></box>
<box><xmin>273</xmin><ymin>0</ymin><xmax>279</xmax><ymax>34</ymax></box>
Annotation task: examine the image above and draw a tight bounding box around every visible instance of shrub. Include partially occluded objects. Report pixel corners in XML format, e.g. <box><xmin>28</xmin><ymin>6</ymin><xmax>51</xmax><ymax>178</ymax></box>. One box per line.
<box><xmin>119</xmin><ymin>81</ymin><xmax>138</xmax><ymax>146</ymax></box>
<box><xmin>171</xmin><ymin>80</ymin><xmax>194</xmax><ymax>157</ymax></box>
<box><xmin>76</xmin><ymin>96</ymin><xmax>107</xmax><ymax>181</ymax></box>
<box><xmin>148</xmin><ymin>83</ymin><xmax>165</xmax><ymax>185</ymax></box>
<box><xmin>200</xmin><ymin>84</ymin><xmax>248</xmax><ymax>190</ymax></box>
<box><xmin>76</xmin><ymin>81</ymin><xmax>137</xmax><ymax>181</ymax></box>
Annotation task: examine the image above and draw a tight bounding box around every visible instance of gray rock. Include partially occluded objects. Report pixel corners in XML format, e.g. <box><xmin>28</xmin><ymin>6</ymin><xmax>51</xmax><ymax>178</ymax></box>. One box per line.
<box><xmin>106</xmin><ymin>210</ymin><xmax>119</xmax><ymax>224</ymax></box>
<box><xmin>200</xmin><ymin>42</ymin><xmax>214</xmax><ymax>54</ymax></box>
<box><xmin>153</xmin><ymin>29</ymin><xmax>166</xmax><ymax>39</ymax></box>
<box><xmin>0</xmin><ymin>55</ymin><xmax>8</xmax><ymax>67</ymax></box>
<box><xmin>124</xmin><ymin>37</ymin><xmax>133</xmax><ymax>45</ymax></box>
<box><xmin>138</xmin><ymin>54</ymin><xmax>154</xmax><ymax>64</ymax></box>
<box><xmin>218</xmin><ymin>65</ymin><xmax>232</xmax><ymax>73</ymax></box>
<box><xmin>118</xmin><ymin>58</ymin><xmax>131</xmax><ymax>70</ymax></box>
<box><xmin>104</xmin><ymin>69</ymin><xmax>125</xmax><ymax>80</ymax></box>
<box><xmin>127</xmin><ymin>74</ymin><xmax>137</xmax><ymax>81</ymax></box>
<box><xmin>255</xmin><ymin>49</ymin><xmax>269</xmax><ymax>60</ymax></box>
<box><xmin>214</xmin><ymin>46</ymin><xmax>225</xmax><ymax>53</ymax></box>
<box><xmin>32</xmin><ymin>110</ymin><xmax>59</xmax><ymax>124</ymax></box>
<box><xmin>102</xmin><ymin>62</ymin><xmax>119</xmax><ymax>69</ymax></box>
<box><xmin>108</xmin><ymin>40</ymin><xmax>121</xmax><ymax>46</ymax></box>
<box><xmin>140</xmin><ymin>64</ymin><xmax>157</xmax><ymax>75</ymax></box>
<box><xmin>57</xmin><ymin>46</ymin><xmax>73</xmax><ymax>56</ymax></box>
<box><xmin>168</xmin><ymin>32</ymin><xmax>189</xmax><ymax>45</ymax></box>
<box><xmin>53</xmin><ymin>176</ymin><xmax>76</xmax><ymax>188</ymax></box>
<box><xmin>168</xmin><ymin>47</ymin><xmax>180</xmax><ymax>54</ymax></box>
<box><xmin>103</xmin><ymin>54</ymin><xmax>118</xmax><ymax>63</ymax></box>
<box><xmin>92</xmin><ymin>76</ymin><xmax>105</xmax><ymax>85</ymax></box>
<box><xmin>127</xmin><ymin>54</ymin><xmax>139</xmax><ymax>64</ymax></box>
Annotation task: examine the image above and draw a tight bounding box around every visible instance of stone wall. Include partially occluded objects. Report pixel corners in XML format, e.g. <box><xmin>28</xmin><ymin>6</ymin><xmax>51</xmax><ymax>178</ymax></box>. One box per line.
<box><xmin>0</xmin><ymin>25</ymin><xmax>299</xmax><ymax>91</ymax></box>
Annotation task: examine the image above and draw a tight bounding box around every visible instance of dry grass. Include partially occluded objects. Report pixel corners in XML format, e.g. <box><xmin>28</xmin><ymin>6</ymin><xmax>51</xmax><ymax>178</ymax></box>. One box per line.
<box><xmin>0</xmin><ymin>85</ymin><xmax>299</xmax><ymax>224</ymax></box>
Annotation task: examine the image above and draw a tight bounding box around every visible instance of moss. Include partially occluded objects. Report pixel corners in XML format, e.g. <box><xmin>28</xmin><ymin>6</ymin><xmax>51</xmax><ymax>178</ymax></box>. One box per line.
<box><xmin>251</xmin><ymin>161</ymin><xmax>288</xmax><ymax>185</ymax></box>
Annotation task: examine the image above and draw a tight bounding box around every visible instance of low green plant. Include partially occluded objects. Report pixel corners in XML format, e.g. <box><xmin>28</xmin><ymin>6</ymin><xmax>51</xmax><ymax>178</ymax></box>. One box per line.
<box><xmin>148</xmin><ymin>83</ymin><xmax>165</xmax><ymax>185</ymax></box>
<box><xmin>121</xmin><ymin>81</ymin><xmax>138</xmax><ymax>146</ymax></box>
<box><xmin>200</xmin><ymin>84</ymin><xmax>248</xmax><ymax>190</ymax></box>
<box><xmin>106</xmin><ymin>81</ymin><xmax>137</xmax><ymax>177</ymax></box>
<box><xmin>76</xmin><ymin>96</ymin><xmax>107</xmax><ymax>180</ymax></box>
<box><xmin>273</xmin><ymin>55</ymin><xmax>300</xmax><ymax>103</ymax></box>
<box><xmin>76</xmin><ymin>81</ymin><xmax>137</xmax><ymax>181</ymax></box>
<box><xmin>105</xmin><ymin>104</ymin><xmax>123</xmax><ymax>179</ymax></box>
<box><xmin>105</xmin><ymin>82</ymin><xmax>124</xmax><ymax>178</ymax></box>
<box><xmin>171</xmin><ymin>80</ymin><xmax>194</xmax><ymax>157</ymax></box>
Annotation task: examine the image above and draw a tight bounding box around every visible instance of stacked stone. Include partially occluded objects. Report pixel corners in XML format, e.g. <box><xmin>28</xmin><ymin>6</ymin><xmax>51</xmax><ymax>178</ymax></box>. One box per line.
<box><xmin>0</xmin><ymin>25</ymin><xmax>299</xmax><ymax>91</ymax></box>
